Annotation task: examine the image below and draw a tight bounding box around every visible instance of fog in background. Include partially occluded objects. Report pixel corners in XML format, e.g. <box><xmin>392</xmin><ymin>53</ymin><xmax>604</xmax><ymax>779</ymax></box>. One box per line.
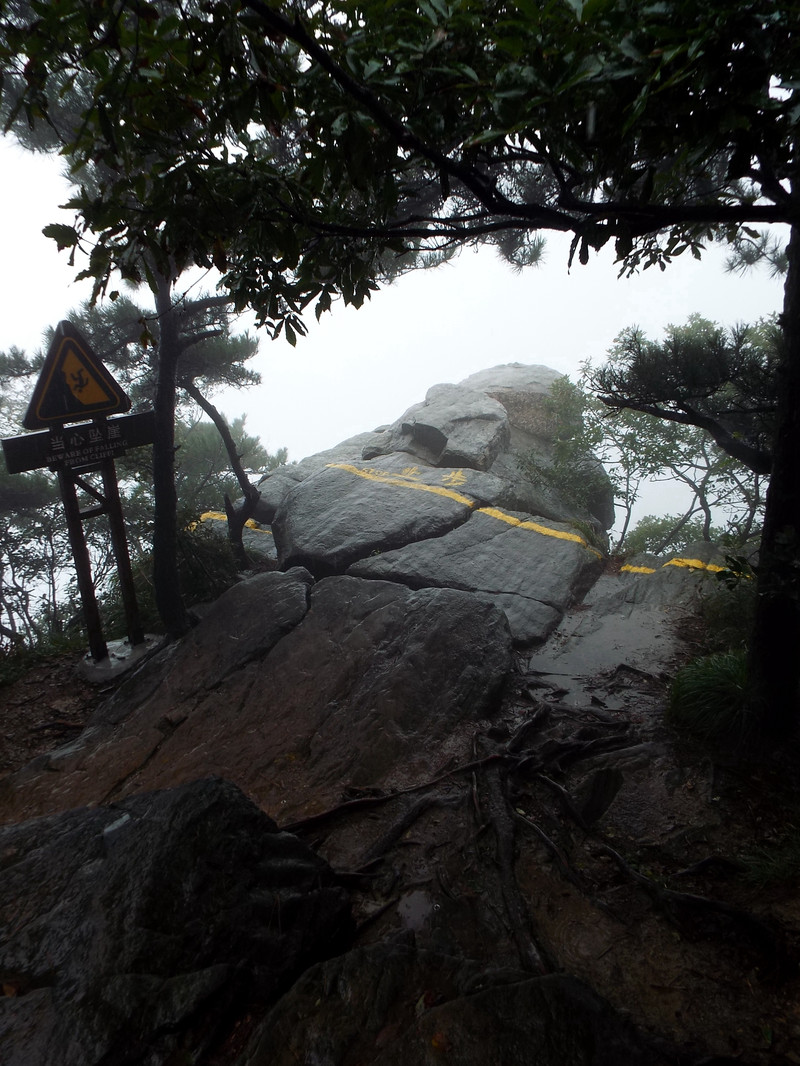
<box><xmin>1</xmin><ymin>139</ymin><xmax>787</xmax><ymax>535</ymax></box>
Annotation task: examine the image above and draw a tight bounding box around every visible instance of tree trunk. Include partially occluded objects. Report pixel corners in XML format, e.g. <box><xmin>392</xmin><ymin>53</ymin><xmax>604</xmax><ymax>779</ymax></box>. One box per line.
<box><xmin>223</xmin><ymin>491</ymin><xmax>260</xmax><ymax>569</ymax></box>
<box><xmin>151</xmin><ymin>274</ymin><xmax>191</xmax><ymax>637</ymax></box>
<box><xmin>700</xmin><ymin>500</ymin><xmax>713</xmax><ymax>541</ymax></box>
<box><xmin>748</xmin><ymin>222</ymin><xmax>800</xmax><ymax>739</ymax></box>
<box><xmin>181</xmin><ymin>379</ymin><xmax>261</xmax><ymax>569</ymax></box>
<box><xmin>653</xmin><ymin>504</ymin><xmax>698</xmax><ymax>556</ymax></box>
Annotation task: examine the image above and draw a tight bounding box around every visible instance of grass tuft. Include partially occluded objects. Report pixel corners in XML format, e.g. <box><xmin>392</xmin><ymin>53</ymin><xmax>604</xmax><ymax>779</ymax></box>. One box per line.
<box><xmin>668</xmin><ymin>649</ymin><xmax>753</xmax><ymax>745</ymax></box>
<box><xmin>739</xmin><ymin>825</ymin><xmax>800</xmax><ymax>887</ymax></box>
<box><xmin>0</xmin><ymin>632</ymin><xmax>86</xmax><ymax>688</ymax></box>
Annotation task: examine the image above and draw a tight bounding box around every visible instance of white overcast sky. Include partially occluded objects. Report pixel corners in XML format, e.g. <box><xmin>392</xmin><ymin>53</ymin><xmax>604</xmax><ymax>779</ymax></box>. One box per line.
<box><xmin>0</xmin><ymin>136</ymin><xmax>787</xmax><ymax>527</ymax></box>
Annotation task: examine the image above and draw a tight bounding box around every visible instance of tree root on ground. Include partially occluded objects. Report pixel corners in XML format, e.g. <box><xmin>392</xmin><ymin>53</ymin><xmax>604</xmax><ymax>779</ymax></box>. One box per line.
<box><xmin>480</xmin><ymin>759</ymin><xmax>551</xmax><ymax>975</ymax></box>
<box><xmin>281</xmin><ymin>753</ymin><xmax>507</xmax><ymax>836</ymax></box>
<box><xmin>281</xmin><ymin>710</ymin><xmax>797</xmax><ymax>984</ymax></box>
<box><xmin>598</xmin><ymin>841</ymin><xmax>796</xmax><ymax>979</ymax></box>
<box><xmin>357</xmin><ymin>792</ymin><xmax>463</xmax><ymax>869</ymax></box>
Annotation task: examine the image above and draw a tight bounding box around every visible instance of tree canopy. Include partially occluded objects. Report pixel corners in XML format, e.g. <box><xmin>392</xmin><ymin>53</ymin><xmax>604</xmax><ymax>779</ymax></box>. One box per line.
<box><xmin>2</xmin><ymin>1</ymin><xmax>795</xmax><ymax>325</ymax></box>
<box><xmin>522</xmin><ymin>347</ymin><xmax>768</xmax><ymax>557</ymax></box>
<box><xmin>587</xmin><ymin>315</ymin><xmax>780</xmax><ymax>477</ymax></box>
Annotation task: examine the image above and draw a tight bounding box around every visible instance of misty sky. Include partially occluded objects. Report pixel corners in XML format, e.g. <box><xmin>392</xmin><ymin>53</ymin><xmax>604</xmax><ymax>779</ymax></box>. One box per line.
<box><xmin>1</xmin><ymin>137</ymin><xmax>787</xmax><ymax>533</ymax></box>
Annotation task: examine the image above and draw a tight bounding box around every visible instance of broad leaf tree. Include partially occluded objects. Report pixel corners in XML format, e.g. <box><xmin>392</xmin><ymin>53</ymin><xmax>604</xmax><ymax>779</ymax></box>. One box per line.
<box><xmin>2</xmin><ymin>0</ymin><xmax>798</xmax><ymax>733</ymax></box>
<box><xmin>623</xmin><ymin>514</ymin><xmax>728</xmax><ymax>557</ymax></box>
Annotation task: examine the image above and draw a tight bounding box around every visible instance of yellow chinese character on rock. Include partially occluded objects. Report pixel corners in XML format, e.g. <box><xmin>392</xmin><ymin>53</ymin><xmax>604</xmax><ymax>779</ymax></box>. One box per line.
<box><xmin>442</xmin><ymin>469</ymin><xmax>467</xmax><ymax>486</ymax></box>
<box><xmin>400</xmin><ymin>465</ymin><xmax>423</xmax><ymax>479</ymax></box>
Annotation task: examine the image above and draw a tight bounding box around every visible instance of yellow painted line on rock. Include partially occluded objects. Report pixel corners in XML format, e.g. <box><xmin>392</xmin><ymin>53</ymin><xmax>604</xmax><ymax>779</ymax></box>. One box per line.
<box><xmin>477</xmin><ymin>507</ymin><xmax>604</xmax><ymax>558</ymax></box>
<box><xmin>199</xmin><ymin>511</ymin><xmax>272</xmax><ymax>534</ymax></box>
<box><xmin>327</xmin><ymin>464</ymin><xmax>603</xmax><ymax>557</ymax></box>
<box><xmin>326</xmin><ymin>463</ymin><xmax>475</xmax><ymax>507</ymax></box>
<box><xmin>663</xmin><ymin>557</ymin><xmax>726</xmax><ymax>573</ymax></box>
<box><xmin>621</xmin><ymin>557</ymin><xmax>726</xmax><ymax>576</ymax></box>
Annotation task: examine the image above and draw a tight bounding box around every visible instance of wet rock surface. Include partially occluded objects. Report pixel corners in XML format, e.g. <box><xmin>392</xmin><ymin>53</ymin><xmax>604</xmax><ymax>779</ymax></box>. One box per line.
<box><xmin>4</xmin><ymin>551</ymin><xmax>797</xmax><ymax>1066</ymax></box>
<box><xmin>349</xmin><ymin>503</ymin><xmax>603</xmax><ymax>645</ymax></box>
<box><xmin>241</xmin><ymin>938</ymin><xmax>679</xmax><ymax>1066</ymax></box>
<box><xmin>0</xmin><ymin>778</ymin><xmax>352</xmax><ymax>1066</ymax></box>
<box><xmin>252</xmin><ymin>367</ymin><xmax>730</xmax><ymax>659</ymax></box>
<box><xmin>257</xmin><ymin>363</ymin><xmax>614</xmax><ymax>638</ymax></box>
<box><xmin>1</xmin><ymin>365</ymin><xmax>799</xmax><ymax>1065</ymax></box>
<box><xmin>0</xmin><ymin>572</ymin><xmax>513</xmax><ymax>825</ymax></box>
<box><xmin>272</xmin><ymin>458</ymin><xmax>477</xmax><ymax>576</ymax></box>
<box><xmin>361</xmin><ymin>382</ymin><xmax>511</xmax><ymax>469</ymax></box>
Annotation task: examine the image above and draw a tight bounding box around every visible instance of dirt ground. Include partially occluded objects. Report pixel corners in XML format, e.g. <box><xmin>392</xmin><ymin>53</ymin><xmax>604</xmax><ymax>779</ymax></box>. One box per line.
<box><xmin>291</xmin><ymin>653</ymin><xmax>800</xmax><ymax>1066</ymax></box>
<box><xmin>2</xmin><ymin>637</ymin><xmax>800</xmax><ymax>1065</ymax></box>
<box><xmin>0</xmin><ymin>653</ymin><xmax>105</xmax><ymax>776</ymax></box>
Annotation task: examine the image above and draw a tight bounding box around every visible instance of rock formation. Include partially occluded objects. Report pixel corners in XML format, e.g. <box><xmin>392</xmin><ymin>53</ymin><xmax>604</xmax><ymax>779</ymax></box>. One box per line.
<box><xmin>259</xmin><ymin>364</ymin><xmax>612</xmax><ymax>645</ymax></box>
<box><xmin>2</xmin><ymin>365</ymin><xmax>773</xmax><ymax>1065</ymax></box>
<box><xmin>0</xmin><ymin>778</ymin><xmax>351</xmax><ymax>1066</ymax></box>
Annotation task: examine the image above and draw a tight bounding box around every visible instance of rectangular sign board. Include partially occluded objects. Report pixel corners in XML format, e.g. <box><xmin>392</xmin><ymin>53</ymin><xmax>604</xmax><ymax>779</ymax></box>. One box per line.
<box><xmin>2</xmin><ymin>411</ymin><xmax>155</xmax><ymax>475</ymax></box>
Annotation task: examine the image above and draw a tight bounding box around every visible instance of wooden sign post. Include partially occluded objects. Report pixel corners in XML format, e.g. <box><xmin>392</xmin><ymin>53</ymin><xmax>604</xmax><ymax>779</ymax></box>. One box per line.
<box><xmin>1</xmin><ymin>322</ymin><xmax>155</xmax><ymax>662</ymax></box>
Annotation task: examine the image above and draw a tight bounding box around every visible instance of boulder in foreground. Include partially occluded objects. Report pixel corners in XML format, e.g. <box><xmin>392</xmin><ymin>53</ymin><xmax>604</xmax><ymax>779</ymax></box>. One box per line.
<box><xmin>0</xmin><ymin>778</ymin><xmax>352</xmax><ymax>1066</ymax></box>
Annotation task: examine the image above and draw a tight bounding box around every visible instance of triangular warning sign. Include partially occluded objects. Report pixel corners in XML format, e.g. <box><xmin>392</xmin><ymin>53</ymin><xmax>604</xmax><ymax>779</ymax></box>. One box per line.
<box><xmin>23</xmin><ymin>321</ymin><xmax>131</xmax><ymax>429</ymax></box>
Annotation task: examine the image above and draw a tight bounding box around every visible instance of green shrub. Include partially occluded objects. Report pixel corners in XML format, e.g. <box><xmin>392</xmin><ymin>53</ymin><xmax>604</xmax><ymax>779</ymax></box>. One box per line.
<box><xmin>668</xmin><ymin>649</ymin><xmax>753</xmax><ymax>745</ymax></box>
<box><xmin>102</xmin><ymin>520</ymin><xmax>242</xmax><ymax>635</ymax></box>
<box><xmin>623</xmin><ymin>514</ymin><xmax>726</xmax><ymax>556</ymax></box>
<box><xmin>0</xmin><ymin>631</ymin><xmax>86</xmax><ymax>688</ymax></box>
<box><xmin>566</xmin><ymin>518</ymin><xmax>608</xmax><ymax>553</ymax></box>
<box><xmin>696</xmin><ymin>578</ymin><xmax>757</xmax><ymax>654</ymax></box>
<box><xmin>739</xmin><ymin>826</ymin><xmax>800</xmax><ymax>887</ymax></box>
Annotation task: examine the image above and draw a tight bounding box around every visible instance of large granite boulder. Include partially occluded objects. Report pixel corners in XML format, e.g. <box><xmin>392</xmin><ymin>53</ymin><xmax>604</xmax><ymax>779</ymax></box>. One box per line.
<box><xmin>252</xmin><ymin>432</ymin><xmax>383</xmax><ymax>522</ymax></box>
<box><xmin>272</xmin><ymin>457</ymin><xmax>481</xmax><ymax>576</ymax></box>
<box><xmin>459</xmin><ymin>362</ymin><xmax>562</xmax><ymax>423</ymax></box>
<box><xmin>241</xmin><ymin>939</ymin><xmax>677</xmax><ymax>1066</ymax></box>
<box><xmin>256</xmin><ymin>363</ymin><xmax>614</xmax><ymax>532</ymax></box>
<box><xmin>349</xmin><ymin>504</ymin><xmax>602</xmax><ymax>644</ymax></box>
<box><xmin>0</xmin><ymin>778</ymin><xmax>352</xmax><ymax>1066</ymax></box>
<box><xmin>0</xmin><ymin>364</ymin><xmax>758</xmax><ymax>1066</ymax></box>
<box><xmin>252</xmin><ymin>364</ymin><xmax>611</xmax><ymax>646</ymax></box>
<box><xmin>361</xmin><ymin>382</ymin><xmax>511</xmax><ymax>469</ymax></box>
<box><xmin>0</xmin><ymin>570</ymin><xmax>513</xmax><ymax>826</ymax></box>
